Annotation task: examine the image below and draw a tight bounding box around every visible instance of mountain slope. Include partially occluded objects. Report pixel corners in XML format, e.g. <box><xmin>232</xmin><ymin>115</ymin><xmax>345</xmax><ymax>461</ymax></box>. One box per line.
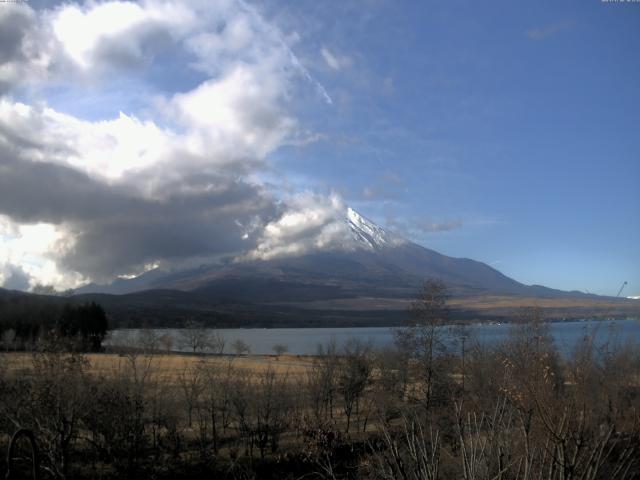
<box><xmin>76</xmin><ymin>207</ymin><xmax>590</xmax><ymax>302</ymax></box>
<box><xmin>6</xmin><ymin>208</ymin><xmax>639</xmax><ymax>327</ymax></box>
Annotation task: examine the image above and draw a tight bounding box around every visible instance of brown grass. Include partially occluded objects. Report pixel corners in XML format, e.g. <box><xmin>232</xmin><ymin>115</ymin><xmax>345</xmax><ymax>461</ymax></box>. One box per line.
<box><xmin>1</xmin><ymin>352</ymin><xmax>315</xmax><ymax>385</ymax></box>
<box><xmin>275</xmin><ymin>294</ymin><xmax>640</xmax><ymax>313</ymax></box>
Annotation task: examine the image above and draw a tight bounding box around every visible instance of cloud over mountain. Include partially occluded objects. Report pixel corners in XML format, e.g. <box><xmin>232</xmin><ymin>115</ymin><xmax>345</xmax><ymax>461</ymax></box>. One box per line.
<box><xmin>247</xmin><ymin>193</ymin><xmax>351</xmax><ymax>261</ymax></box>
<box><xmin>0</xmin><ymin>0</ymin><xmax>337</xmax><ymax>290</ymax></box>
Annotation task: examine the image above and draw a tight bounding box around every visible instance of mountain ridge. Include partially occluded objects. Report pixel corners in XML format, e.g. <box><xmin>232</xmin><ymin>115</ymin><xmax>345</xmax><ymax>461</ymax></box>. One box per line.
<box><xmin>75</xmin><ymin>207</ymin><xmax>602</xmax><ymax>302</ymax></box>
<box><xmin>3</xmin><ymin>202</ymin><xmax>638</xmax><ymax>329</ymax></box>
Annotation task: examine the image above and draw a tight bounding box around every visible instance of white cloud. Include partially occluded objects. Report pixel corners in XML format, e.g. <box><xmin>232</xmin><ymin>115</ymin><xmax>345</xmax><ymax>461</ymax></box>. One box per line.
<box><xmin>168</xmin><ymin>64</ymin><xmax>295</xmax><ymax>163</ymax></box>
<box><xmin>0</xmin><ymin>216</ymin><xmax>83</xmax><ymax>290</ymax></box>
<box><xmin>0</xmin><ymin>0</ymin><xmax>338</xmax><ymax>290</ymax></box>
<box><xmin>1</xmin><ymin>0</ymin><xmax>334</xmax><ymax>103</ymax></box>
<box><xmin>320</xmin><ymin>47</ymin><xmax>351</xmax><ymax>71</ymax></box>
<box><xmin>526</xmin><ymin>21</ymin><xmax>574</xmax><ymax>41</ymax></box>
<box><xmin>0</xmin><ymin>0</ymin><xmax>197</xmax><ymax>89</ymax></box>
<box><xmin>0</xmin><ymin>99</ymin><xmax>175</xmax><ymax>181</ymax></box>
<box><xmin>246</xmin><ymin>192</ymin><xmax>351</xmax><ymax>261</ymax></box>
<box><xmin>50</xmin><ymin>1</ymin><xmax>193</xmax><ymax>70</ymax></box>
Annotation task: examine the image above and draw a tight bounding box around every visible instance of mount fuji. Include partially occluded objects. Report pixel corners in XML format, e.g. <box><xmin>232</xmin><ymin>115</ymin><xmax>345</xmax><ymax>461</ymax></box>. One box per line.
<box><xmin>346</xmin><ymin>207</ymin><xmax>402</xmax><ymax>250</ymax></box>
<box><xmin>70</xmin><ymin>208</ymin><xmax>638</xmax><ymax>327</ymax></box>
<box><xmin>76</xmin><ymin>207</ymin><xmax>526</xmax><ymax>297</ymax></box>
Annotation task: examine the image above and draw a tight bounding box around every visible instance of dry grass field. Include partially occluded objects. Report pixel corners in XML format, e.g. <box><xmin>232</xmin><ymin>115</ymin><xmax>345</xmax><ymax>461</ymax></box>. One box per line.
<box><xmin>288</xmin><ymin>295</ymin><xmax>640</xmax><ymax>311</ymax></box>
<box><xmin>279</xmin><ymin>294</ymin><xmax>640</xmax><ymax>316</ymax></box>
<box><xmin>448</xmin><ymin>295</ymin><xmax>639</xmax><ymax>310</ymax></box>
<box><xmin>1</xmin><ymin>351</ymin><xmax>315</xmax><ymax>384</ymax></box>
<box><xmin>2</xmin><ymin>329</ymin><xmax>640</xmax><ymax>479</ymax></box>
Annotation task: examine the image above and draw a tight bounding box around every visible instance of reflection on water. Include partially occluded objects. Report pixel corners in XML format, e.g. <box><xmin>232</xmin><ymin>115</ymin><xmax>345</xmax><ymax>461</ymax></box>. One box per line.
<box><xmin>105</xmin><ymin>319</ymin><xmax>640</xmax><ymax>356</ymax></box>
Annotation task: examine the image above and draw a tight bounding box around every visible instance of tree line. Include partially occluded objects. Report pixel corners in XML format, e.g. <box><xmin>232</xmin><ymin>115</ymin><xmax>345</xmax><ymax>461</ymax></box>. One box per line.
<box><xmin>0</xmin><ymin>297</ymin><xmax>108</xmax><ymax>352</ymax></box>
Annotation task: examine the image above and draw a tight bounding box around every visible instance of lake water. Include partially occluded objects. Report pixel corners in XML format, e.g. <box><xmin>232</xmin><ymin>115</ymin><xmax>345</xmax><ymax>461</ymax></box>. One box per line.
<box><xmin>106</xmin><ymin>319</ymin><xmax>640</xmax><ymax>356</ymax></box>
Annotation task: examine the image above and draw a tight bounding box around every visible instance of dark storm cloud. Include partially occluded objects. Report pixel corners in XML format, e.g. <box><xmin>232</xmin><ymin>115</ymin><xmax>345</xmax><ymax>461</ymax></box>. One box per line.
<box><xmin>0</xmin><ymin>145</ymin><xmax>135</xmax><ymax>223</ymax></box>
<box><xmin>0</xmin><ymin>6</ymin><xmax>32</xmax><ymax>64</ymax></box>
<box><xmin>2</xmin><ymin>264</ymin><xmax>31</xmax><ymax>290</ymax></box>
<box><xmin>0</xmin><ymin>145</ymin><xmax>280</xmax><ymax>281</ymax></box>
<box><xmin>0</xmin><ymin>5</ymin><xmax>36</xmax><ymax>94</ymax></box>
<box><xmin>89</xmin><ymin>22</ymin><xmax>176</xmax><ymax>72</ymax></box>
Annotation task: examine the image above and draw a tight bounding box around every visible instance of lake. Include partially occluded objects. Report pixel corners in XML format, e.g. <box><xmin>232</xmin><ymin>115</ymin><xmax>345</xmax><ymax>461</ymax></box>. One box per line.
<box><xmin>105</xmin><ymin>319</ymin><xmax>640</xmax><ymax>356</ymax></box>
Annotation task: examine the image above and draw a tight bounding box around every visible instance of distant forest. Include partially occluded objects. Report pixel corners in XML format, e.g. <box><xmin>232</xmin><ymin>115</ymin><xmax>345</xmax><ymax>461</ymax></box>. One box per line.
<box><xmin>0</xmin><ymin>288</ymin><xmax>414</xmax><ymax>330</ymax></box>
<box><xmin>0</xmin><ymin>293</ymin><xmax>108</xmax><ymax>351</ymax></box>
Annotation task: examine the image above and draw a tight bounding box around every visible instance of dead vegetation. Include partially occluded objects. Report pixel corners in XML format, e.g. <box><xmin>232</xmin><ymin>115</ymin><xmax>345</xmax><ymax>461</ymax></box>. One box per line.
<box><xmin>1</xmin><ymin>295</ymin><xmax>639</xmax><ymax>479</ymax></box>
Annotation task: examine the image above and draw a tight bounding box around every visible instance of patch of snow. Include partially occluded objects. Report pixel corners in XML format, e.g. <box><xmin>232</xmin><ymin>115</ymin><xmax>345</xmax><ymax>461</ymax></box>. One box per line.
<box><xmin>346</xmin><ymin>207</ymin><xmax>404</xmax><ymax>250</ymax></box>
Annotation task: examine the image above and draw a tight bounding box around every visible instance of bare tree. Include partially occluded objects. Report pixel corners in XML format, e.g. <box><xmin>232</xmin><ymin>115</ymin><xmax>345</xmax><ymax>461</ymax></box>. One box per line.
<box><xmin>395</xmin><ymin>278</ymin><xmax>450</xmax><ymax>412</ymax></box>
<box><xmin>211</xmin><ymin>331</ymin><xmax>226</xmax><ymax>354</ymax></box>
<box><xmin>158</xmin><ymin>332</ymin><xmax>173</xmax><ymax>353</ymax></box>
<box><xmin>372</xmin><ymin>346</ymin><xmax>410</xmax><ymax>422</ymax></box>
<box><xmin>232</xmin><ymin>339</ymin><xmax>251</xmax><ymax>356</ymax></box>
<box><xmin>137</xmin><ymin>327</ymin><xmax>159</xmax><ymax>353</ymax></box>
<box><xmin>338</xmin><ymin>338</ymin><xmax>373</xmax><ymax>433</ymax></box>
<box><xmin>229</xmin><ymin>369</ymin><xmax>254</xmax><ymax>457</ymax></box>
<box><xmin>369</xmin><ymin>414</ymin><xmax>441</xmax><ymax>480</ymax></box>
<box><xmin>253</xmin><ymin>367</ymin><xmax>292</xmax><ymax>458</ymax></box>
<box><xmin>2</xmin><ymin>328</ymin><xmax>16</xmax><ymax>351</ymax></box>
<box><xmin>307</xmin><ymin>338</ymin><xmax>339</xmax><ymax>422</ymax></box>
<box><xmin>27</xmin><ymin>343</ymin><xmax>91</xmax><ymax>479</ymax></box>
<box><xmin>272</xmin><ymin>343</ymin><xmax>288</xmax><ymax>357</ymax></box>
<box><xmin>199</xmin><ymin>358</ymin><xmax>236</xmax><ymax>454</ymax></box>
<box><xmin>178</xmin><ymin>320</ymin><xmax>224</xmax><ymax>354</ymax></box>
<box><xmin>82</xmin><ymin>373</ymin><xmax>150</xmax><ymax>478</ymax></box>
<box><xmin>177</xmin><ymin>364</ymin><xmax>203</xmax><ymax>428</ymax></box>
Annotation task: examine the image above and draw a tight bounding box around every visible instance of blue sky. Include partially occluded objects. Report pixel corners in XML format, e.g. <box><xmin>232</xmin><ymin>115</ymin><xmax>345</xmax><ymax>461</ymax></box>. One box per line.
<box><xmin>0</xmin><ymin>0</ymin><xmax>638</xmax><ymax>296</ymax></box>
<box><xmin>268</xmin><ymin>0</ymin><xmax>640</xmax><ymax>296</ymax></box>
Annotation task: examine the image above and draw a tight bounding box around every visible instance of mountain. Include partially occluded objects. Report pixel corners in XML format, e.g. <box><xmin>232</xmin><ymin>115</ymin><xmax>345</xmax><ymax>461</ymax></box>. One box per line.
<box><xmin>56</xmin><ymin>207</ymin><xmax>640</xmax><ymax>327</ymax></box>
<box><xmin>77</xmin><ymin>208</ymin><xmax>586</xmax><ymax>303</ymax></box>
<box><xmin>77</xmin><ymin>208</ymin><xmax>585</xmax><ymax>300</ymax></box>
<box><xmin>77</xmin><ymin>208</ymin><xmax>532</xmax><ymax>302</ymax></box>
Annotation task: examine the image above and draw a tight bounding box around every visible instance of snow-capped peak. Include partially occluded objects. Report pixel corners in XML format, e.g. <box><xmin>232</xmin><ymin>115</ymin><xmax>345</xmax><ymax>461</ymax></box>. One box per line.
<box><xmin>346</xmin><ymin>207</ymin><xmax>402</xmax><ymax>250</ymax></box>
